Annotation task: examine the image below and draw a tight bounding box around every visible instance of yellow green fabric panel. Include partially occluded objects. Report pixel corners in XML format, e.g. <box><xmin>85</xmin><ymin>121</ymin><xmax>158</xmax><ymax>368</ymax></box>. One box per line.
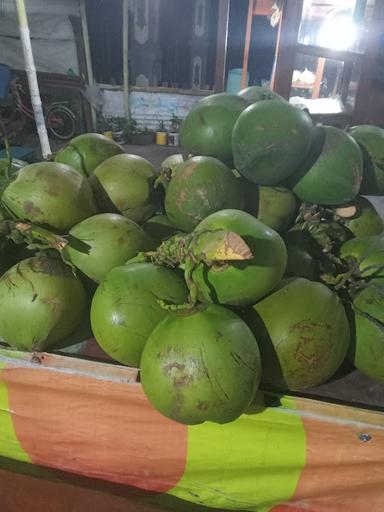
<box><xmin>169</xmin><ymin>405</ymin><xmax>306</xmax><ymax>511</ymax></box>
<box><xmin>0</xmin><ymin>363</ymin><xmax>30</xmax><ymax>462</ymax></box>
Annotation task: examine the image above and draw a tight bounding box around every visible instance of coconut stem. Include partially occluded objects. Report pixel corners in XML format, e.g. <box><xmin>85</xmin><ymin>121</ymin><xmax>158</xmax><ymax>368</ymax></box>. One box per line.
<box><xmin>13</xmin><ymin>222</ymin><xmax>68</xmax><ymax>251</ymax></box>
<box><xmin>146</xmin><ymin>229</ymin><xmax>253</xmax><ymax>312</ymax></box>
<box><xmin>149</xmin><ymin>229</ymin><xmax>253</xmax><ymax>267</ymax></box>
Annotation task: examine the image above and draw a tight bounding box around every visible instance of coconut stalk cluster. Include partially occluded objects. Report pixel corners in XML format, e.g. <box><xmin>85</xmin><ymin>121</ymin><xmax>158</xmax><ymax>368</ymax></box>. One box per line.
<box><xmin>0</xmin><ymin>89</ymin><xmax>383</xmax><ymax>426</ymax></box>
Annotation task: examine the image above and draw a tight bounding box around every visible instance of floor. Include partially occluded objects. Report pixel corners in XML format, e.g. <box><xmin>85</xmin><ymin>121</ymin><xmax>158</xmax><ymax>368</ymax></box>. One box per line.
<box><xmin>123</xmin><ymin>143</ymin><xmax>180</xmax><ymax>169</ymax></box>
<box><xmin>11</xmin><ymin>133</ymin><xmax>180</xmax><ymax>170</ymax></box>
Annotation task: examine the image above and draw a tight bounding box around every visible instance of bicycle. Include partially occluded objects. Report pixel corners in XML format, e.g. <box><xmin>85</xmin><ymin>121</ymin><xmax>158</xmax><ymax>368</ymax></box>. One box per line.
<box><xmin>0</xmin><ymin>76</ymin><xmax>77</xmax><ymax>142</ymax></box>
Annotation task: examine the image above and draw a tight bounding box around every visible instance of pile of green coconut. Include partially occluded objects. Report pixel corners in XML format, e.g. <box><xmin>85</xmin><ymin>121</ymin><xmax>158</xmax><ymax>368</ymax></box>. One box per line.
<box><xmin>0</xmin><ymin>84</ymin><xmax>383</xmax><ymax>425</ymax></box>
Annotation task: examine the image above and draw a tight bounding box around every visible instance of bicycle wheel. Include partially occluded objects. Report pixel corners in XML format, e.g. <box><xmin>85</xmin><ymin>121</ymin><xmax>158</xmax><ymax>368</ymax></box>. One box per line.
<box><xmin>46</xmin><ymin>104</ymin><xmax>77</xmax><ymax>140</ymax></box>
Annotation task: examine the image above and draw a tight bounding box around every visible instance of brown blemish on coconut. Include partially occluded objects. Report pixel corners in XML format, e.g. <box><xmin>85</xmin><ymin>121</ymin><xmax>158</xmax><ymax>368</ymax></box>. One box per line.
<box><xmin>23</xmin><ymin>201</ymin><xmax>43</xmax><ymax>217</ymax></box>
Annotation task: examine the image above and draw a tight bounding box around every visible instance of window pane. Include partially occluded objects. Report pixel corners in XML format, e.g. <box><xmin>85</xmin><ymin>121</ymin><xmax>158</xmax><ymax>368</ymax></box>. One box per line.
<box><xmin>289</xmin><ymin>53</ymin><xmax>361</xmax><ymax>114</ymax></box>
<box><xmin>298</xmin><ymin>0</ymin><xmax>376</xmax><ymax>53</ymax></box>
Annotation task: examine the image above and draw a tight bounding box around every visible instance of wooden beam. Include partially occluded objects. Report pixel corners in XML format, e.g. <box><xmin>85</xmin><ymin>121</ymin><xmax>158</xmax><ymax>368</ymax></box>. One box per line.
<box><xmin>297</xmin><ymin>43</ymin><xmax>363</xmax><ymax>64</ymax></box>
<box><xmin>271</xmin><ymin>0</ymin><xmax>304</xmax><ymax>98</ymax></box>
<box><xmin>214</xmin><ymin>0</ymin><xmax>230</xmax><ymax>92</ymax></box>
<box><xmin>253</xmin><ymin>0</ymin><xmax>274</xmax><ymax>16</ymax></box>
<box><xmin>241</xmin><ymin>0</ymin><xmax>255</xmax><ymax>90</ymax></box>
<box><xmin>69</xmin><ymin>15</ymin><xmax>93</xmax><ymax>132</ymax></box>
<box><xmin>339</xmin><ymin>61</ymin><xmax>354</xmax><ymax>104</ymax></box>
<box><xmin>311</xmin><ymin>57</ymin><xmax>325</xmax><ymax>99</ymax></box>
<box><xmin>80</xmin><ymin>0</ymin><xmax>97</xmax><ymax>130</ymax></box>
<box><xmin>352</xmin><ymin>0</ymin><xmax>384</xmax><ymax>124</ymax></box>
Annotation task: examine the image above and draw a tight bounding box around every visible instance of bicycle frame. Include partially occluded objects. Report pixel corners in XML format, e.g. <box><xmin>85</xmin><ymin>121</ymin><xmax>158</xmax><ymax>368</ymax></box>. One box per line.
<box><xmin>1</xmin><ymin>77</ymin><xmax>77</xmax><ymax>141</ymax></box>
<box><xmin>12</xmin><ymin>80</ymin><xmax>71</xmax><ymax>122</ymax></box>
<box><xmin>13</xmin><ymin>82</ymin><xmax>34</xmax><ymax>120</ymax></box>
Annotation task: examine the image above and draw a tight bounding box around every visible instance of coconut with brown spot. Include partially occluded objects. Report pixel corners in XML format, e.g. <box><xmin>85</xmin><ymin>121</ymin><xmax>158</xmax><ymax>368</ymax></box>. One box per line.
<box><xmin>140</xmin><ymin>304</ymin><xmax>261</xmax><ymax>424</ymax></box>
<box><xmin>1</xmin><ymin>162</ymin><xmax>97</xmax><ymax>231</ymax></box>
<box><xmin>244</xmin><ymin>277</ymin><xmax>350</xmax><ymax>391</ymax></box>
<box><xmin>164</xmin><ymin>156</ymin><xmax>244</xmax><ymax>232</ymax></box>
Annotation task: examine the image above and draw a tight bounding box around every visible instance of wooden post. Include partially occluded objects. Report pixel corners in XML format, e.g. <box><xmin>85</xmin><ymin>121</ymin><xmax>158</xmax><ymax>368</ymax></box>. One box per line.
<box><xmin>352</xmin><ymin>0</ymin><xmax>383</xmax><ymax>123</ymax></box>
<box><xmin>311</xmin><ymin>57</ymin><xmax>325</xmax><ymax>99</ymax></box>
<box><xmin>241</xmin><ymin>0</ymin><xmax>255</xmax><ymax>89</ymax></box>
<box><xmin>123</xmin><ymin>0</ymin><xmax>130</xmax><ymax>119</ymax></box>
<box><xmin>80</xmin><ymin>0</ymin><xmax>97</xmax><ymax>130</ymax></box>
<box><xmin>14</xmin><ymin>0</ymin><xmax>51</xmax><ymax>158</ymax></box>
<box><xmin>271</xmin><ymin>0</ymin><xmax>304</xmax><ymax>98</ymax></box>
<box><xmin>214</xmin><ymin>0</ymin><xmax>230</xmax><ymax>92</ymax></box>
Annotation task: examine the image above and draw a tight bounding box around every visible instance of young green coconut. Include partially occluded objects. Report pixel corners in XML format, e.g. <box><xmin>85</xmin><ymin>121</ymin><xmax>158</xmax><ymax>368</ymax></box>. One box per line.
<box><xmin>348</xmin><ymin>124</ymin><xmax>384</xmax><ymax>195</ymax></box>
<box><xmin>244</xmin><ymin>278</ymin><xmax>350</xmax><ymax>391</ymax></box>
<box><xmin>132</xmin><ymin>209</ymin><xmax>286</xmax><ymax>308</ymax></box>
<box><xmin>289</xmin><ymin>126</ymin><xmax>363</xmax><ymax>205</ymax></box>
<box><xmin>180</xmin><ymin>93</ymin><xmax>248</xmax><ymax>167</ymax></box>
<box><xmin>140</xmin><ymin>304</ymin><xmax>261</xmax><ymax>425</ymax></box>
<box><xmin>164</xmin><ymin>156</ymin><xmax>244</xmax><ymax>232</ymax></box>
<box><xmin>243</xmin><ymin>184</ymin><xmax>298</xmax><ymax>233</ymax></box>
<box><xmin>54</xmin><ymin>133</ymin><xmax>123</xmax><ymax>177</ymax></box>
<box><xmin>91</xmin><ymin>154</ymin><xmax>157</xmax><ymax>224</ymax></box>
<box><xmin>63</xmin><ymin>213</ymin><xmax>154</xmax><ymax>283</ymax></box>
<box><xmin>1</xmin><ymin>162</ymin><xmax>97</xmax><ymax>231</ymax></box>
<box><xmin>349</xmin><ymin>280</ymin><xmax>384</xmax><ymax>382</ymax></box>
<box><xmin>0</xmin><ymin>255</ymin><xmax>87</xmax><ymax>352</ymax></box>
<box><xmin>91</xmin><ymin>262</ymin><xmax>188</xmax><ymax>367</ymax></box>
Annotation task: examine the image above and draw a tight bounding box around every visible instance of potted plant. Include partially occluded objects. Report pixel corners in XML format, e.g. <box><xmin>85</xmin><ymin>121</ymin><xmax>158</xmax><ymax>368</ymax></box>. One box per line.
<box><xmin>122</xmin><ymin>118</ymin><xmax>154</xmax><ymax>145</ymax></box>
<box><xmin>111</xmin><ymin>116</ymin><xmax>127</xmax><ymax>144</ymax></box>
<box><xmin>168</xmin><ymin>113</ymin><xmax>182</xmax><ymax>147</ymax></box>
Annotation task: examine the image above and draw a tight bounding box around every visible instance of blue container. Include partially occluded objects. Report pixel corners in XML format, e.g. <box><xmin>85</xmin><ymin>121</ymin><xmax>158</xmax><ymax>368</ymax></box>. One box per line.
<box><xmin>0</xmin><ymin>147</ymin><xmax>36</xmax><ymax>162</ymax></box>
<box><xmin>226</xmin><ymin>68</ymin><xmax>249</xmax><ymax>94</ymax></box>
<box><xmin>0</xmin><ymin>64</ymin><xmax>12</xmax><ymax>100</ymax></box>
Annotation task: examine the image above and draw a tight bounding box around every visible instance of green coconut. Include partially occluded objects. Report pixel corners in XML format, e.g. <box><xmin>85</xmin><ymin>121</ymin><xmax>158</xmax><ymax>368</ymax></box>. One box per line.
<box><xmin>191</xmin><ymin>209</ymin><xmax>287</xmax><ymax>305</ymax></box>
<box><xmin>245</xmin><ymin>278</ymin><xmax>350</xmax><ymax>391</ymax></box>
<box><xmin>180</xmin><ymin>93</ymin><xmax>248</xmax><ymax>166</ymax></box>
<box><xmin>0</xmin><ymin>255</ymin><xmax>87</xmax><ymax>351</ymax></box>
<box><xmin>340</xmin><ymin>197</ymin><xmax>383</xmax><ymax>238</ymax></box>
<box><xmin>143</xmin><ymin>214</ymin><xmax>180</xmax><ymax>243</ymax></box>
<box><xmin>350</xmin><ymin>280</ymin><xmax>384</xmax><ymax>381</ymax></box>
<box><xmin>91</xmin><ymin>262</ymin><xmax>188</xmax><ymax>367</ymax></box>
<box><xmin>232</xmin><ymin>100</ymin><xmax>314</xmax><ymax>185</ymax></box>
<box><xmin>63</xmin><ymin>213</ymin><xmax>153</xmax><ymax>283</ymax></box>
<box><xmin>0</xmin><ymin>159</ymin><xmax>26</xmax><ymax>217</ymax></box>
<box><xmin>348</xmin><ymin>125</ymin><xmax>384</xmax><ymax>195</ymax></box>
<box><xmin>165</xmin><ymin>156</ymin><xmax>244</xmax><ymax>232</ymax></box>
<box><xmin>140</xmin><ymin>304</ymin><xmax>261</xmax><ymax>425</ymax></box>
<box><xmin>160</xmin><ymin>154</ymin><xmax>184</xmax><ymax>175</ymax></box>
<box><xmin>54</xmin><ymin>133</ymin><xmax>124</xmax><ymax>177</ymax></box>
<box><xmin>1</xmin><ymin>162</ymin><xmax>97</xmax><ymax>231</ymax></box>
<box><xmin>291</xmin><ymin>125</ymin><xmax>363</xmax><ymax>205</ymax></box>
<box><xmin>340</xmin><ymin>235</ymin><xmax>384</xmax><ymax>279</ymax></box>
<box><xmin>244</xmin><ymin>184</ymin><xmax>298</xmax><ymax>232</ymax></box>
<box><xmin>91</xmin><ymin>154</ymin><xmax>157</xmax><ymax>224</ymax></box>
<box><xmin>238</xmin><ymin>85</ymin><xmax>286</xmax><ymax>104</ymax></box>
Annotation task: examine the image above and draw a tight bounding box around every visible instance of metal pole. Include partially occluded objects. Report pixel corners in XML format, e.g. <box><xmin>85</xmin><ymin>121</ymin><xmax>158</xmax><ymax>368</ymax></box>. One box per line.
<box><xmin>80</xmin><ymin>0</ymin><xmax>97</xmax><ymax>129</ymax></box>
<box><xmin>14</xmin><ymin>0</ymin><xmax>51</xmax><ymax>159</ymax></box>
<box><xmin>123</xmin><ymin>0</ymin><xmax>130</xmax><ymax>119</ymax></box>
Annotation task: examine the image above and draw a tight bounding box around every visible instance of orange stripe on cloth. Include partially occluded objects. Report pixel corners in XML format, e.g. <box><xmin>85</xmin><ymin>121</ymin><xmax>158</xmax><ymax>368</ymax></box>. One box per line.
<box><xmin>271</xmin><ymin>405</ymin><xmax>384</xmax><ymax>512</ymax></box>
<box><xmin>4</xmin><ymin>367</ymin><xmax>187</xmax><ymax>492</ymax></box>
